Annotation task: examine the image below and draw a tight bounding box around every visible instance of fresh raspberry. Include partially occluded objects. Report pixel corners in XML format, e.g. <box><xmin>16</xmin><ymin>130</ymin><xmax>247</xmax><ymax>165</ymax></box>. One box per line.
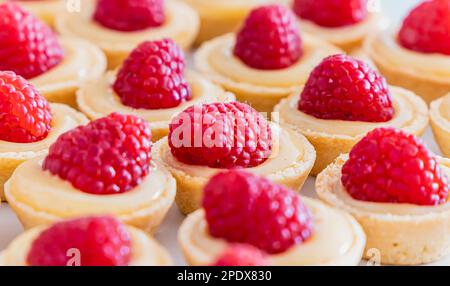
<box><xmin>27</xmin><ymin>216</ymin><xmax>132</xmax><ymax>266</ymax></box>
<box><xmin>293</xmin><ymin>0</ymin><xmax>368</xmax><ymax>27</ymax></box>
<box><xmin>113</xmin><ymin>39</ymin><xmax>191</xmax><ymax>110</ymax></box>
<box><xmin>203</xmin><ymin>170</ymin><xmax>313</xmax><ymax>254</ymax></box>
<box><xmin>399</xmin><ymin>0</ymin><xmax>450</xmax><ymax>55</ymax></box>
<box><xmin>212</xmin><ymin>244</ymin><xmax>268</xmax><ymax>266</ymax></box>
<box><xmin>94</xmin><ymin>0</ymin><xmax>165</xmax><ymax>31</ymax></box>
<box><xmin>0</xmin><ymin>2</ymin><xmax>63</xmax><ymax>79</ymax></box>
<box><xmin>342</xmin><ymin>128</ymin><xmax>450</xmax><ymax>206</ymax></box>
<box><xmin>43</xmin><ymin>113</ymin><xmax>152</xmax><ymax>195</ymax></box>
<box><xmin>169</xmin><ymin>102</ymin><xmax>272</xmax><ymax>169</ymax></box>
<box><xmin>298</xmin><ymin>54</ymin><xmax>394</xmax><ymax>122</ymax></box>
<box><xmin>0</xmin><ymin>71</ymin><xmax>52</xmax><ymax>143</ymax></box>
<box><xmin>233</xmin><ymin>5</ymin><xmax>303</xmax><ymax>70</ymax></box>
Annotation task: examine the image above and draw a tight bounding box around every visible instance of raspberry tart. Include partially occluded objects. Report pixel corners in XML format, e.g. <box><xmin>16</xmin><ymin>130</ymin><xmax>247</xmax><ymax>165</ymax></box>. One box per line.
<box><xmin>292</xmin><ymin>0</ymin><xmax>381</xmax><ymax>52</ymax></box>
<box><xmin>1</xmin><ymin>0</ymin><xmax>63</xmax><ymax>27</ymax></box>
<box><xmin>194</xmin><ymin>4</ymin><xmax>341</xmax><ymax>113</ymax></box>
<box><xmin>77</xmin><ymin>39</ymin><xmax>234</xmax><ymax>142</ymax></box>
<box><xmin>364</xmin><ymin>0</ymin><xmax>450</xmax><ymax>103</ymax></box>
<box><xmin>316</xmin><ymin>128</ymin><xmax>450</xmax><ymax>265</ymax></box>
<box><xmin>154</xmin><ymin>101</ymin><xmax>316</xmax><ymax>214</ymax></box>
<box><xmin>179</xmin><ymin>170</ymin><xmax>366</xmax><ymax>266</ymax></box>
<box><xmin>182</xmin><ymin>0</ymin><xmax>289</xmax><ymax>45</ymax></box>
<box><xmin>0</xmin><ymin>2</ymin><xmax>106</xmax><ymax>108</ymax></box>
<box><xmin>431</xmin><ymin>93</ymin><xmax>450</xmax><ymax>157</ymax></box>
<box><xmin>0</xmin><ymin>216</ymin><xmax>172</xmax><ymax>266</ymax></box>
<box><xmin>0</xmin><ymin>71</ymin><xmax>88</xmax><ymax>202</ymax></box>
<box><xmin>275</xmin><ymin>54</ymin><xmax>429</xmax><ymax>175</ymax></box>
<box><xmin>56</xmin><ymin>0</ymin><xmax>199</xmax><ymax>69</ymax></box>
<box><xmin>5</xmin><ymin>113</ymin><xmax>176</xmax><ymax>232</ymax></box>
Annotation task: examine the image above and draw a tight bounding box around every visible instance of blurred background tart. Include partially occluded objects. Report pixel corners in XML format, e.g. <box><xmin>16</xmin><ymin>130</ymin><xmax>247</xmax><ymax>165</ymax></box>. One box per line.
<box><xmin>56</xmin><ymin>0</ymin><xmax>199</xmax><ymax>69</ymax></box>
<box><xmin>0</xmin><ymin>2</ymin><xmax>106</xmax><ymax>108</ymax></box>
<box><xmin>0</xmin><ymin>216</ymin><xmax>172</xmax><ymax>266</ymax></box>
<box><xmin>5</xmin><ymin>114</ymin><xmax>176</xmax><ymax>232</ymax></box>
<box><xmin>77</xmin><ymin>39</ymin><xmax>234</xmax><ymax>142</ymax></box>
<box><xmin>0</xmin><ymin>71</ymin><xmax>88</xmax><ymax>202</ymax></box>
<box><xmin>364</xmin><ymin>0</ymin><xmax>450</xmax><ymax>103</ymax></box>
<box><xmin>275</xmin><ymin>54</ymin><xmax>429</xmax><ymax>175</ymax></box>
<box><xmin>194</xmin><ymin>4</ymin><xmax>341</xmax><ymax>113</ymax></box>
<box><xmin>316</xmin><ymin>128</ymin><xmax>450</xmax><ymax>265</ymax></box>
<box><xmin>431</xmin><ymin>93</ymin><xmax>450</xmax><ymax>157</ymax></box>
<box><xmin>179</xmin><ymin>170</ymin><xmax>365</xmax><ymax>266</ymax></box>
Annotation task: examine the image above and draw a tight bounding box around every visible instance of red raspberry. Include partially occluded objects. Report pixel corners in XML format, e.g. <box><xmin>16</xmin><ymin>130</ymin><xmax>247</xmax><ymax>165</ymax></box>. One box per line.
<box><xmin>94</xmin><ymin>0</ymin><xmax>165</xmax><ymax>31</ymax></box>
<box><xmin>212</xmin><ymin>244</ymin><xmax>268</xmax><ymax>266</ymax></box>
<box><xmin>293</xmin><ymin>0</ymin><xmax>368</xmax><ymax>28</ymax></box>
<box><xmin>298</xmin><ymin>54</ymin><xmax>394</xmax><ymax>122</ymax></box>
<box><xmin>27</xmin><ymin>216</ymin><xmax>132</xmax><ymax>266</ymax></box>
<box><xmin>399</xmin><ymin>0</ymin><xmax>450</xmax><ymax>55</ymax></box>
<box><xmin>169</xmin><ymin>102</ymin><xmax>272</xmax><ymax>169</ymax></box>
<box><xmin>113</xmin><ymin>39</ymin><xmax>191</xmax><ymax>110</ymax></box>
<box><xmin>43</xmin><ymin>113</ymin><xmax>152</xmax><ymax>195</ymax></box>
<box><xmin>342</xmin><ymin>128</ymin><xmax>450</xmax><ymax>206</ymax></box>
<box><xmin>0</xmin><ymin>2</ymin><xmax>63</xmax><ymax>79</ymax></box>
<box><xmin>233</xmin><ymin>5</ymin><xmax>303</xmax><ymax>70</ymax></box>
<box><xmin>203</xmin><ymin>170</ymin><xmax>313</xmax><ymax>254</ymax></box>
<box><xmin>0</xmin><ymin>71</ymin><xmax>52</xmax><ymax>143</ymax></box>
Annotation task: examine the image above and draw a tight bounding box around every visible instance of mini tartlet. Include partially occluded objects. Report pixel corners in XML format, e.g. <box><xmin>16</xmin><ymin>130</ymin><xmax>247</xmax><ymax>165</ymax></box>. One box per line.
<box><xmin>0</xmin><ymin>104</ymin><xmax>88</xmax><ymax>201</ymax></box>
<box><xmin>31</xmin><ymin>37</ymin><xmax>107</xmax><ymax>108</ymax></box>
<box><xmin>430</xmin><ymin>93</ymin><xmax>450</xmax><ymax>157</ymax></box>
<box><xmin>1</xmin><ymin>0</ymin><xmax>63</xmax><ymax>27</ymax></box>
<box><xmin>316</xmin><ymin>128</ymin><xmax>450</xmax><ymax>265</ymax></box>
<box><xmin>154</xmin><ymin>101</ymin><xmax>316</xmax><ymax>215</ymax></box>
<box><xmin>291</xmin><ymin>0</ymin><xmax>382</xmax><ymax>52</ymax></box>
<box><xmin>5</xmin><ymin>114</ymin><xmax>176</xmax><ymax>233</ymax></box>
<box><xmin>364</xmin><ymin>0</ymin><xmax>450</xmax><ymax>103</ymax></box>
<box><xmin>0</xmin><ymin>217</ymin><xmax>172</xmax><ymax>266</ymax></box>
<box><xmin>275</xmin><ymin>54</ymin><xmax>429</xmax><ymax>175</ymax></box>
<box><xmin>56</xmin><ymin>0</ymin><xmax>199</xmax><ymax>69</ymax></box>
<box><xmin>194</xmin><ymin>5</ymin><xmax>341</xmax><ymax>113</ymax></box>
<box><xmin>178</xmin><ymin>171</ymin><xmax>366</xmax><ymax>266</ymax></box>
<box><xmin>183</xmin><ymin>0</ymin><xmax>289</xmax><ymax>45</ymax></box>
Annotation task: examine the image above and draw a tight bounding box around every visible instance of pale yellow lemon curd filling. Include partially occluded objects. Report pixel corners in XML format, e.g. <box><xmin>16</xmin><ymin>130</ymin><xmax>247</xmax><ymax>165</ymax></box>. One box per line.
<box><xmin>198</xmin><ymin>34</ymin><xmax>341</xmax><ymax>94</ymax></box>
<box><xmin>276</xmin><ymin>86</ymin><xmax>428</xmax><ymax>138</ymax></box>
<box><xmin>0</xmin><ymin>226</ymin><xmax>171</xmax><ymax>266</ymax></box>
<box><xmin>366</xmin><ymin>31</ymin><xmax>450</xmax><ymax>82</ymax></box>
<box><xmin>3</xmin><ymin>0</ymin><xmax>63</xmax><ymax>26</ymax></box>
<box><xmin>157</xmin><ymin>124</ymin><xmax>314</xmax><ymax>181</ymax></box>
<box><xmin>321</xmin><ymin>156</ymin><xmax>450</xmax><ymax>216</ymax></box>
<box><xmin>56</xmin><ymin>0</ymin><xmax>199</xmax><ymax>52</ymax></box>
<box><xmin>77</xmin><ymin>71</ymin><xmax>234</xmax><ymax>131</ymax></box>
<box><xmin>179</xmin><ymin>198</ymin><xmax>366</xmax><ymax>266</ymax></box>
<box><xmin>298</xmin><ymin>12</ymin><xmax>381</xmax><ymax>49</ymax></box>
<box><xmin>5</xmin><ymin>159</ymin><xmax>174</xmax><ymax>221</ymax></box>
<box><xmin>0</xmin><ymin>104</ymin><xmax>86</xmax><ymax>154</ymax></box>
<box><xmin>184</xmin><ymin>0</ymin><xmax>288</xmax><ymax>17</ymax></box>
<box><xmin>30</xmin><ymin>37</ymin><xmax>106</xmax><ymax>101</ymax></box>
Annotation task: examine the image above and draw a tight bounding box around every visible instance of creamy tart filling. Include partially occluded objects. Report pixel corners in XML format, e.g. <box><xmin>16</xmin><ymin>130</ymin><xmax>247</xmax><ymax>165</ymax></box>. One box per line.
<box><xmin>184</xmin><ymin>0</ymin><xmax>288</xmax><ymax>17</ymax></box>
<box><xmin>77</xmin><ymin>71</ymin><xmax>234</xmax><ymax>129</ymax></box>
<box><xmin>2</xmin><ymin>0</ymin><xmax>63</xmax><ymax>24</ymax></box>
<box><xmin>202</xmin><ymin>33</ymin><xmax>341</xmax><ymax>88</ymax></box>
<box><xmin>56</xmin><ymin>0</ymin><xmax>198</xmax><ymax>51</ymax></box>
<box><xmin>158</xmin><ymin>124</ymin><xmax>312</xmax><ymax>179</ymax></box>
<box><xmin>179</xmin><ymin>198</ymin><xmax>365</xmax><ymax>265</ymax></box>
<box><xmin>0</xmin><ymin>104</ymin><xmax>86</xmax><ymax>154</ymax></box>
<box><xmin>298</xmin><ymin>12</ymin><xmax>381</xmax><ymax>47</ymax></box>
<box><xmin>30</xmin><ymin>37</ymin><xmax>106</xmax><ymax>94</ymax></box>
<box><xmin>276</xmin><ymin>86</ymin><xmax>428</xmax><ymax>138</ymax></box>
<box><xmin>5</xmin><ymin>159</ymin><xmax>174</xmax><ymax>218</ymax></box>
<box><xmin>325</xmin><ymin>156</ymin><xmax>450</xmax><ymax>216</ymax></box>
<box><xmin>366</xmin><ymin>30</ymin><xmax>450</xmax><ymax>81</ymax></box>
<box><xmin>0</xmin><ymin>226</ymin><xmax>170</xmax><ymax>266</ymax></box>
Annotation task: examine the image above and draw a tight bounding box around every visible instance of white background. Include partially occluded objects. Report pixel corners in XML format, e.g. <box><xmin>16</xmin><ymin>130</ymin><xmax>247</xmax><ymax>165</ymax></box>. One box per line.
<box><xmin>2</xmin><ymin>0</ymin><xmax>444</xmax><ymax>266</ymax></box>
